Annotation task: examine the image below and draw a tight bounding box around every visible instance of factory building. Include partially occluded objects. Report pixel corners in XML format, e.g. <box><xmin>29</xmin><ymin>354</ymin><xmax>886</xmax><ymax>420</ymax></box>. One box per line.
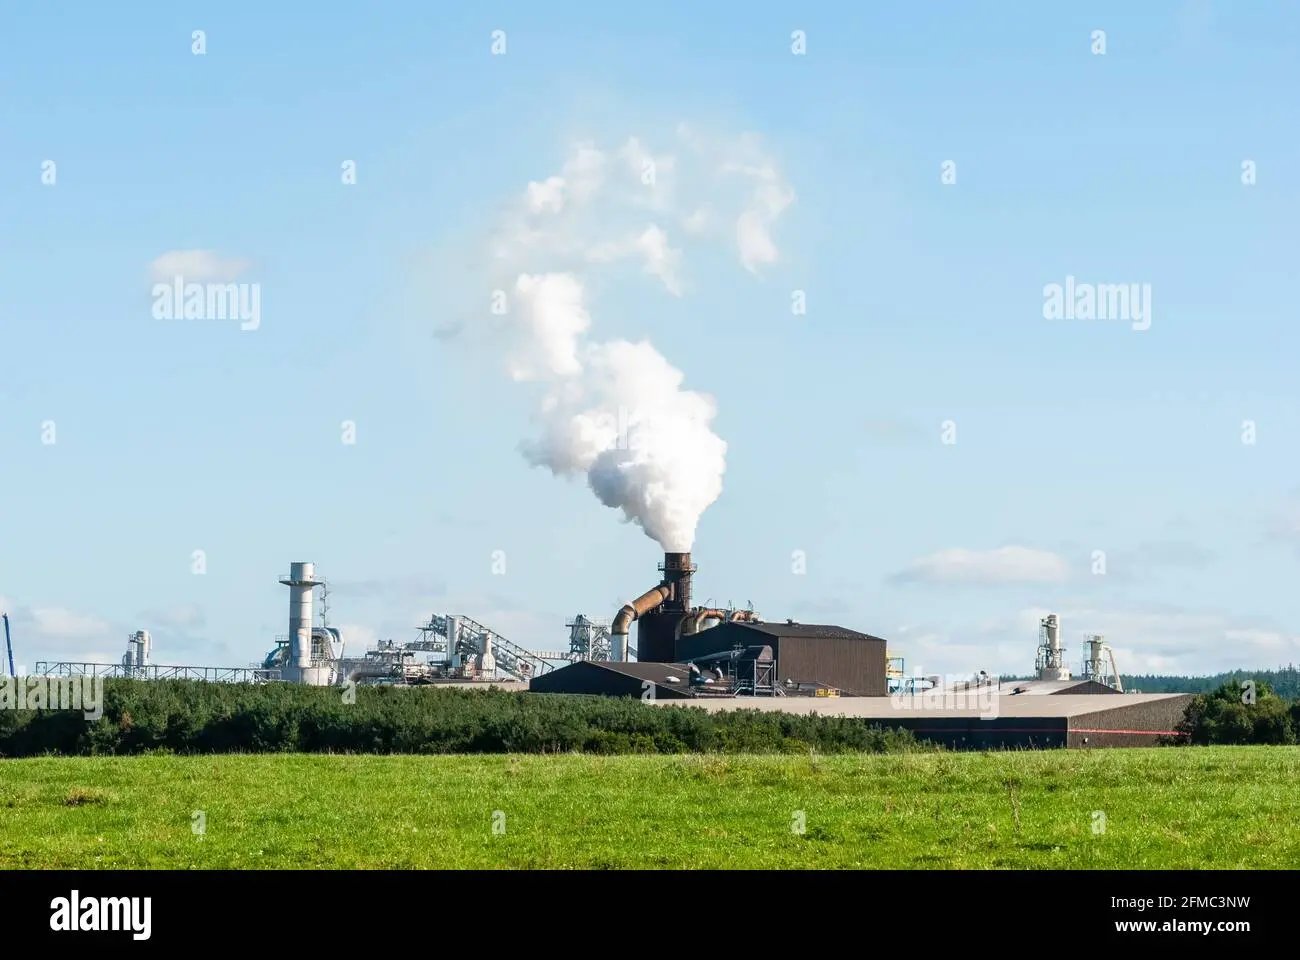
<box><xmin>627</xmin><ymin>552</ymin><xmax>889</xmax><ymax>696</ymax></box>
<box><xmin>662</xmin><ymin>690</ymin><xmax>1194</xmax><ymax>750</ymax></box>
<box><xmin>676</xmin><ymin>621</ymin><xmax>887</xmax><ymax>696</ymax></box>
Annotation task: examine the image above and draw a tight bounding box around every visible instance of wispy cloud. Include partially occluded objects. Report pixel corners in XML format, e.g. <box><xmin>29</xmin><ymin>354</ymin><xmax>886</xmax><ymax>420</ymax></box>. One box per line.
<box><xmin>890</xmin><ymin>547</ymin><xmax>1072</xmax><ymax>586</ymax></box>
<box><xmin>328</xmin><ymin>573</ymin><xmax>448</xmax><ymax>600</ymax></box>
<box><xmin>148</xmin><ymin>250</ymin><xmax>252</xmax><ymax>283</ymax></box>
<box><xmin>861</xmin><ymin>418</ymin><xmax>928</xmax><ymax>447</ymax></box>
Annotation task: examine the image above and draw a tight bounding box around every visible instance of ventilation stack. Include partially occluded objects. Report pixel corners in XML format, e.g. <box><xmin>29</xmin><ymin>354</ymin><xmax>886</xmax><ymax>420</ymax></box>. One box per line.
<box><xmin>280</xmin><ymin>562</ymin><xmax>332</xmax><ymax>685</ymax></box>
<box><xmin>610</xmin><ymin>552</ymin><xmax>696</xmax><ymax>663</ymax></box>
<box><xmin>637</xmin><ymin>552</ymin><xmax>695</xmax><ymax>662</ymax></box>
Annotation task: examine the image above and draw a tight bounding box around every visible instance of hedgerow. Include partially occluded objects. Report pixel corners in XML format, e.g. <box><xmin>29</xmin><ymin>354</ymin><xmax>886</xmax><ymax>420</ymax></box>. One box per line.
<box><xmin>0</xmin><ymin>679</ymin><xmax>926</xmax><ymax>757</ymax></box>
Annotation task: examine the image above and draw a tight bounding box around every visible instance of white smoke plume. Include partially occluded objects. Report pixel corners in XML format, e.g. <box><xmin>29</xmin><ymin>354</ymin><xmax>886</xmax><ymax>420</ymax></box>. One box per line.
<box><xmin>485</xmin><ymin>129</ymin><xmax>793</xmax><ymax>551</ymax></box>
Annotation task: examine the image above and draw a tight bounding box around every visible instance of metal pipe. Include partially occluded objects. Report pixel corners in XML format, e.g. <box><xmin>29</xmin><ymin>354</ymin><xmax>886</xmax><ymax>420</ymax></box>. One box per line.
<box><xmin>1106</xmin><ymin>645</ymin><xmax>1124</xmax><ymax>693</ymax></box>
<box><xmin>610</xmin><ymin>584</ymin><xmax>671</xmax><ymax>661</ymax></box>
<box><xmin>681</xmin><ymin>608</ymin><xmax>728</xmax><ymax>636</ymax></box>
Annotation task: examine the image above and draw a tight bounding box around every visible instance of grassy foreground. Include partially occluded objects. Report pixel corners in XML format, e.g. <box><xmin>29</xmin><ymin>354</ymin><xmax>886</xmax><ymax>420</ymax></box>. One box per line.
<box><xmin>2</xmin><ymin>747</ymin><xmax>1296</xmax><ymax>868</ymax></box>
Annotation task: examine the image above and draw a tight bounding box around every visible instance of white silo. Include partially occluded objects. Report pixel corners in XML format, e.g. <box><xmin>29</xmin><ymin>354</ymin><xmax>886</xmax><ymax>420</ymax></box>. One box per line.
<box><xmin>476</xmin><ymin>630</ymin><xmax>497</xmax><ymax>680</ymax></box>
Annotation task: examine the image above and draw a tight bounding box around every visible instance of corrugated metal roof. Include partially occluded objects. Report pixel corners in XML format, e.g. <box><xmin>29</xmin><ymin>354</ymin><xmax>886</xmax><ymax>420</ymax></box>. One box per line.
<box><xmin>1001</xmin><ymin>679</ymin><xmax>1115</xmax><ymax>695</ymax></box>
<box><xmin>588</xmin><ymin>661</ymin><xmax>692</xmax><ymax>683</ymax></box>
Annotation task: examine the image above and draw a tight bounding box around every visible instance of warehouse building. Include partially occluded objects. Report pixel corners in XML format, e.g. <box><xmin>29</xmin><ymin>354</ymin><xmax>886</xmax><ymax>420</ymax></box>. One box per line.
<box><xmin>676</xmin><ymin>621</ymin><xmax>888</xmax><ymax>696</ymax></box>
<box><xmin>658</xmin><ymin>691</ymin><xmax>1194</xmax><ymax>749</ymax></box>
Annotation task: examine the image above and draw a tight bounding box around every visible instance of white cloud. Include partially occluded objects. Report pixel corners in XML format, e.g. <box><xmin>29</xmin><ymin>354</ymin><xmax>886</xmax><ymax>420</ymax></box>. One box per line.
<box><xmin>675</xmin><ymin>124</ymin><xmax>796</xmax><ymax>271</ymax></box>
<box><xmin>0</xmin><ymin>596</ymin><xmax>117</xmax><ymax>668</ymax></box>
<box><xmin>29</xmin><ymin>606</ymin><xmax>111</xmax><ymax>638</ymax></box>
<box><xmin>335</xmin><ymin>623</ymin><xmax>379</xmax><ymax>654</ymax></box>
<box><xmin>521</xmin><ymin>142</ymin><xmax>608</xmax><ymax>218</ymax></box>
<box><xmin>509</xmin><ymin>273</ymin><xmax>591</xmax><ymax>380</ymax></box>
<box><xmin>490</xmin><ymin>128</ymin><xmax>792</xmax><ymax>293</ymax></box>
<box><xmin>893</xmin><ymin>547</ymin><xmax>1072</xmax><ymax>585</ymax></box>
<box><xmin>727</xmin><ymin>164</ymin><xmax>795</xmax><ymax>272</ymax></box>
<box><xmin>525</xmin><ymin>176</ymin><xmax>566</xmax><ymax>214</ymax></box>
<box><xmin>138</xmin><ymin>603</ymin><xmax>206</xmax><ymax>630</ymax></box>
<box><xmin>148</xmin><ymin>250</ymin><xmax>252</xmax><ymax>283</ymax></box>
<box><xmin>0</xmin><ymin>596</ymin><xmax>229</xmax><ymax>669</ymax></box>
<box><xmin>632</xmin><ymin>225</ymin><xmax>682</xmax><ymax>294</ymax></box>
<box><xmin>682</xmin><ymin>206</ymin><xmax>711</xmax><ymax>233</ymax></box>
<box><xmin>585</xmin><ymin>225</ymin><xmax>683</xmax><ymax>294</ymax></box>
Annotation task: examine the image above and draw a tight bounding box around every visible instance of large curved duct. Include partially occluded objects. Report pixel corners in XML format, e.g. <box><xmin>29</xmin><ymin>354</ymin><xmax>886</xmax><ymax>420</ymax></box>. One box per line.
<box><xmin>680</xmin><ymin>608</ymin><xmax>728</xmax><ymax>638</ymax></box>
<box><xmin>312</xmin><ymin>626</ymin><xmax>343</xmax><ymax>661</ymax></box>
<box><xmin>679</xmin><ymin>607</ymin><xmax>760</xmax><ymax>638</ymax></box>
<box><xmin>610</xmin><ymin>584</ymin><xmax>671</xmax><ymax>661</ymax></box>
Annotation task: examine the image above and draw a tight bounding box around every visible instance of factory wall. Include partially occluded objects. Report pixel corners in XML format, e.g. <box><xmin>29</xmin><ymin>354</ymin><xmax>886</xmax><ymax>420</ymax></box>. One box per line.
<box><xmin>870</xmin><ymin>717</ymin><xmax>1069</xmax><ymax>750</ymax></box>
<box><xmin>865</xmin><ymin>696</ymin><xmax>1194</xmax><ymax>750</ymax></box>
<box><xmin>636</xmin><ymin>613</ymin><xmax>679</xmax><ymax>663</ymax></box>
<box><xmin>778</xmin><ymin>636</ymin><xmax>888</xmax><ymax>697</ymax></box>
<box><xmin>1066</xmin><ymin>695</ymin><xmax>1192</xmax><ymax>747</ymax></box>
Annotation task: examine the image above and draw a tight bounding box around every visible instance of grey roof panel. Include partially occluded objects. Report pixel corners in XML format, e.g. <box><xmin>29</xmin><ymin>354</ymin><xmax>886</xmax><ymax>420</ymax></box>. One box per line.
<box><xmin>726</xmin><ymin>622</ymin><xmax>887</xmax><ymax>642</ymax></box>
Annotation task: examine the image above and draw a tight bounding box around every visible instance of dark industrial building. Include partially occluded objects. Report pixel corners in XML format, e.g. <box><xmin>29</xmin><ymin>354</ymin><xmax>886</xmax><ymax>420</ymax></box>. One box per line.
<box><xmin>677</xmin><ymin>621</ymin><xmax>887</xmax><ymax>696</ymax></box>
<box><xmin>598</xmin><ymin>550</ymin><xmax>888</xmax><ymax>696</ymax></box>
<box><xmin>529</xmin><ymin>660</ymin><xmax>696</xmax><ymax>700</ymax></box>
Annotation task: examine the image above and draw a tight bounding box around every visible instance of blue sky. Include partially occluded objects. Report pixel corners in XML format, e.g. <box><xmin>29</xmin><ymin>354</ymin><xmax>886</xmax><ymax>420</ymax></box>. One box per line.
<box><xmin>1</xmin><ymin>0</ymin><xmax>1297</xmax><ymax>679</ymax></box>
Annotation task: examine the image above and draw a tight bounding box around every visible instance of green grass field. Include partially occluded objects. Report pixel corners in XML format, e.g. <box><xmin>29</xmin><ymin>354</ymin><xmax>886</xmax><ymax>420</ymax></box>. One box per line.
<box><xmin>2</xmin><ymin>747</ymin><xmax>1296</xmax><ymax>868</ymax></box>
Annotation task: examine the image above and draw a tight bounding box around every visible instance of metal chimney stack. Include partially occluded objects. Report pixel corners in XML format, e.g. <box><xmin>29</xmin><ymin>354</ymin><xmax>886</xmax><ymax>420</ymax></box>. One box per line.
<box><xmin>661</xmin><ymin>552</ymin><xmax>694</xmax><ymax>612</ymax></box>
<box><xmin>635</xmin><ymin>552</ymin><xmax>696</xmax><ymax>662</ymax></box>
<box><xmin>281</xmin><ymin>563</ymin><xmax>324</xmax><ymax>675</ymax></box>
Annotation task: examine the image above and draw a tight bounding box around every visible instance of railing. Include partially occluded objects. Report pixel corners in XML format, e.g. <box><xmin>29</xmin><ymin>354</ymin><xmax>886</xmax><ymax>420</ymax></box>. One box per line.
<box><xmin>34</xmin><ymin>662</ymin><xmax>281</xmax><ymax>684</ymax></box>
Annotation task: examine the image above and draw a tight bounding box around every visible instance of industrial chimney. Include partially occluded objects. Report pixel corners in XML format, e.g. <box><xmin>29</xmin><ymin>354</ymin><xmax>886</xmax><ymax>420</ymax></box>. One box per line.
<box><xmin>280</xmin><ymin>562</ymin><xmax>332</xmax><ymax>685</ymax></box>
<box><xmin>661</xmin><ymin>552</ymin><xmax>694</xmax><ymax>612</ymax></box>
<box><xmin>610</xmin><ymin>552</ymin><xmax>696</xmax><ymax>663</ymax></box>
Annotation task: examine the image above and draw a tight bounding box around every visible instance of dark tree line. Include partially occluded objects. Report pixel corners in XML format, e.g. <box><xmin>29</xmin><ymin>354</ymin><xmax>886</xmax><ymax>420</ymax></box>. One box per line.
<box><xmin>1123</xmin><ymin>666</ymin><xmax>1300</xmax><ymax>699</ymax></box>
<box><xmin>0</xmin><ymin>679</ymin><xmax>923</xmax><ymax>757</ymax></box>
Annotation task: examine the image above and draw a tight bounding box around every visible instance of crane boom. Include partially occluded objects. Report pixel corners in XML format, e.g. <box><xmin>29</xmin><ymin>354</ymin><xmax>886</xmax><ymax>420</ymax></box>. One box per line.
<box><xmin>2</xmin><ymin>614</ymin><xmax>13</xmax><ymax>677</ymax></box>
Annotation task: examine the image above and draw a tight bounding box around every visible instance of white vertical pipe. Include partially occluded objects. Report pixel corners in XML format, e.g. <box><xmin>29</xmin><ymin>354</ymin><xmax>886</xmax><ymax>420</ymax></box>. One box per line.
<box><xmin>289</xmin><ymin>562</ymin><xmax>315</xmax><ymax>669</ymax></box>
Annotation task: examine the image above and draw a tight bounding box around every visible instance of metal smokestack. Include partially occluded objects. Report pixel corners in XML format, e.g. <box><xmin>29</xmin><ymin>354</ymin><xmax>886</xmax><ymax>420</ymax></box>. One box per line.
<box><xmin>661</xmin><ymin>552</ymin><xmax>693</xmax><ymax>612</ymax></box>
<box><xmin>609</xmin><ymin>552</ymin><xmax>696</xmax><ymax>663</ymax></box>
<box><xmin>281</xmin><ymin>563</ymin><xmax>323</xmax><ymax>672</ymax></box>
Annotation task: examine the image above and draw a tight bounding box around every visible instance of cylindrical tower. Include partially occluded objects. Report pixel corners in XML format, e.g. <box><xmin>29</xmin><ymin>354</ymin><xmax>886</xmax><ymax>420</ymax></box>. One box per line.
<box><xmin>1035</xmin><ymin>613</ymin><xmax>1071</xmax><ymax>681</ymax></box>
<box><xmin>662</xmin><ymin>552</ymin><xmax>694</xmax><ymax>611</ymax></box>
<box><xmin>638</xmin><ymin>552</ymin><xmax>697</xmax><ymax>662</ymax></box>
<box><xmin>133</xmin><ymin>630</ymin><xmax>152</xmax><ymax>668</ymax></box>
<box><xmin>280</xmin><ymin>563</ymin><xmax>326</xmax><ymax>682</ymax></box>
<box><xmin>1085</xmin><ymin>635</ymin><xmax>1107</xmax><ymax>682</ymax></box>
